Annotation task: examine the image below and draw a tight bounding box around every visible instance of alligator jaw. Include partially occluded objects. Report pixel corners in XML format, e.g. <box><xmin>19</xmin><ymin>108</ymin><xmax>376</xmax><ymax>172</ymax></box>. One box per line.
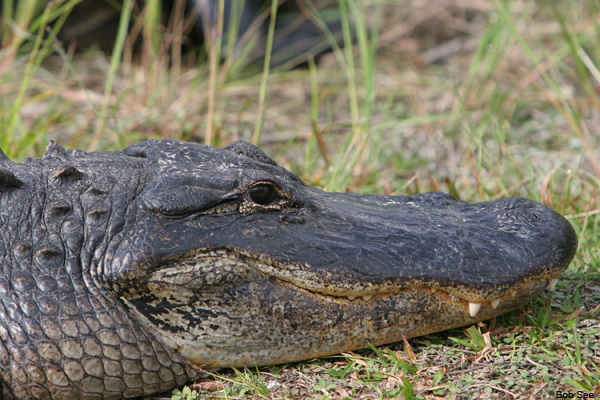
<box><xmin>114</xmin><ymin>140</ymin><xmax>577</xmax><ymax>370</ymax></box>
<box><xmin>121</xmin><ymin>246</ymin><xmax>568</xmax><ymax>368</ymax></box>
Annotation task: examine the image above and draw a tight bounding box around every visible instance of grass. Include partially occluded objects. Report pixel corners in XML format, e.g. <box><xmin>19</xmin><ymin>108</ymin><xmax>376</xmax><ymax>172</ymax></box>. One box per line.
<box><xmin>0</xmin><ymin>0</ymin><xmax>599</xmax><ymax>399</ymax></box>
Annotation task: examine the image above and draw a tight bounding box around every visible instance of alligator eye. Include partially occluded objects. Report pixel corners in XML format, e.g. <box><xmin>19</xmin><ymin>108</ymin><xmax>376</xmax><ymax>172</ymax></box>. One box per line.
<box><xmin>249</xmin><ymin>184</ymin><xmax>276</xmax><ymax>205</ymax></box>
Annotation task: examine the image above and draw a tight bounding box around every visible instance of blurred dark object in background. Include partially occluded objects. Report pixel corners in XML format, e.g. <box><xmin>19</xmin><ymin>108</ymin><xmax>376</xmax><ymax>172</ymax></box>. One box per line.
<box><xmin>0</xmin><ymin>0</ymin><xmax>341</xmax><ymax>67</ymax></box>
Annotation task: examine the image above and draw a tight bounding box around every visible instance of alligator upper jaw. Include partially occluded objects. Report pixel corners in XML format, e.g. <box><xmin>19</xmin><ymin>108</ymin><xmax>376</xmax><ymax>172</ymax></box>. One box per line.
<box><xmin>229</xmin><ymin>189</ymin><xmax>577</xmax><ymax>306</ymax></box>
<box><xmin>123</xmin><ymin>189</ymin><xmax>577</xmax><ymax>317</ymax></box>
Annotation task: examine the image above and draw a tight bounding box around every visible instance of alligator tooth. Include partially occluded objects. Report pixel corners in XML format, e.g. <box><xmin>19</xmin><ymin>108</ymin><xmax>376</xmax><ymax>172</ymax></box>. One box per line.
<box><xmin>491</xmin><ymin>299</ymin><xmax>500</xmax><ymax>309</ymax></box>
<box><xmin>468</xmin><ymin>302</ymin><xmax>481</xmax><ymax>317</ymax></box>
<box><xmin>548</xmin><ymin>278</ymin><xmax>558</xmax><ymax>290</ymax></box>
<box><xmin>347</xmin><ymin>296</ymin><xmax>356</xmax><ymax>301</ymax></box>
<box><xmin>362</xmin><ymin>295</ymin><xmax>373</xmax><ymax>301</ymax></box>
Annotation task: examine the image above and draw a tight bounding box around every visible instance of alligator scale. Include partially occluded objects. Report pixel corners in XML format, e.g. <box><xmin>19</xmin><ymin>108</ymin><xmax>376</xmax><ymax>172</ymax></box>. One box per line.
<box><xmin>0</xmin><ymin>140</ymin><xmax>577</xmax><ymax>399</ymax></box>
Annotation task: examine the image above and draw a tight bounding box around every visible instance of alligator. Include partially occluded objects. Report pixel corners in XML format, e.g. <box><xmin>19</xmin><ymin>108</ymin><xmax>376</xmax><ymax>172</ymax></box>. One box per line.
<box><xmin>0</xmin><ymin>139</ymin><xmax>577</xmax><ymax>400</ymax></box>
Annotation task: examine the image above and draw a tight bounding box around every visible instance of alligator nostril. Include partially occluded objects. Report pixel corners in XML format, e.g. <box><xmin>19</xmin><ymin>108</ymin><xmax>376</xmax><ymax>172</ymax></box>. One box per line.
<box><xmin>496</xmin><ymin>207</ymin><xmax>544</xmax><ymax>232</ymax></box>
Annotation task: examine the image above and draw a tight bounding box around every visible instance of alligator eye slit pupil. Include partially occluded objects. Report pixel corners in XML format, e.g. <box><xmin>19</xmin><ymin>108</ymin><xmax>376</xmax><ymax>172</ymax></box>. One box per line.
<box><xmin>249</xmin><ymin>184</ymin><xmax>276</xmax><ymax>205</ymax></box>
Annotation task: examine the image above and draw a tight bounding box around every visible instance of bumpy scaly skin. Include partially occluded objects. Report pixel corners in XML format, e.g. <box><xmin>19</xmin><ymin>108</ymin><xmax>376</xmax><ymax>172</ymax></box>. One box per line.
<box><xmin>0</xmin><ymin>140</ymin><xmax>577</xmax><ymax>399</ymax></box>
<box><xmin>0</xmin><ymin>143</ymin><xmax>201</xmax><ymax>399</ymax></box>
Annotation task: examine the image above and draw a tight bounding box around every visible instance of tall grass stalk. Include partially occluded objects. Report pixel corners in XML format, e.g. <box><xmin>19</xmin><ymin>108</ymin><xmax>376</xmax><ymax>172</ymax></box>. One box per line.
<box><xmin>91</xmin><ymin>0</ymin><xmax>133</xmax><ymax>150</ymax></box>
<box><xmin>251</xmin><ymin>0</ymin><xmax>279</xmax><ymax>145</ymax></box>
<box><xmin>337</xmin><ymin>0</ymin><xmax>358</xmax><ymax>125</ymax></box>
<box><xmin>140</xmin><ymin>0</ymin><xmax>162</xmax><ymax>91</ymax></box>
<box><xmin>325</xmin><ymin>0</ymin><xmax>379</xmax><ymax>192</ymax></box>
<box><xmin>2</xmin><ymin>3</ymin><xmax>53</xmax><ymax>152</ymax></box>
<box><xmin>0</xmin><ymin>0</ymin><xmax>44</xmax><ymax>50</ymax></box>
<box><xmin>1</xmin><ymin>0</ymin><xmax>78</xmax><ymax>74</ymax></box>
<box><xmin>169</xmin><ymin>0</ymin><xmax>185</xmax><ymax>76</ymax></box>
<box><xmin>308</xmin><ymin>56</ymin><xmax>331</xmax><ymax>167</ymax></box>
<box><xmin>205</xmin><ymin>0</ymin><xmax>226</xmax><ymax>145</ymax></box>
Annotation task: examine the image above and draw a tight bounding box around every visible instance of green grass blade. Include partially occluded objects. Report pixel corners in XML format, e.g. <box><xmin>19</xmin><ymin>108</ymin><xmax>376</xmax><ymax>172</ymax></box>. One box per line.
<box><xmin>91</xmin><ymin>0</ymin><xmax>133</xmax><ymax>149</ymax></box>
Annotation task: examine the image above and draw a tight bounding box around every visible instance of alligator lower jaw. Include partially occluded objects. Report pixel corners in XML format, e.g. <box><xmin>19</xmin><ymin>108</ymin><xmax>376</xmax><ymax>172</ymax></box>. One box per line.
<box><xmin>130</xmin><ymin>268</ymin><xmax>556</xmax><ymax>369</ymax></box>
<box><xmin>175</xmin><ymin>278</ymin><xmax>551</xmax><ymax>368</ymax></box>
<box><xmin>124</xmin><ymin>249</ymin><xmax>563</xmax><ymax>369</ymax></box>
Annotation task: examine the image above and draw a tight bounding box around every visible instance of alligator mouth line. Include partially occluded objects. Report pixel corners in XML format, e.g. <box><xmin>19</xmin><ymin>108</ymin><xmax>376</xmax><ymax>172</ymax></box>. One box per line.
<box><xmin>228</xmin><ymin>248</ymin><xmax>562</xmax><ymax>318</ymax></box>
<box><xmin>138</xmin><ymin>248</ymin><xmax>561</xmax><ymax>319</ymax></box>
<box><xmin>294</xmin><ymin>278</ymin><xmax>559</xmax><ymax>318</ymax></box>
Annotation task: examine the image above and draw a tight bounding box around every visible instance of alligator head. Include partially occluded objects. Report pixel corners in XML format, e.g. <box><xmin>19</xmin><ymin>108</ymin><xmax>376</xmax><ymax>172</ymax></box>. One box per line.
<box><xmin>0</xmin><ymin>139</ymin><xmax>577</xmax><ymax>398</ymax></box>
<box><xmin>108</xmin><ymin>140</ymin><xmax>576</xmax><ymax>367</ymax></box>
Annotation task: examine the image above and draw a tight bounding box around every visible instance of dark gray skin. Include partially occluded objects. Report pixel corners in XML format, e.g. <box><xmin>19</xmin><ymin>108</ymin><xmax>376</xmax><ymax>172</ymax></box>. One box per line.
<box><xmin>0</xmin><ymin>140</ymin><xmax>577</xmax><ymax>399</ymax></box>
